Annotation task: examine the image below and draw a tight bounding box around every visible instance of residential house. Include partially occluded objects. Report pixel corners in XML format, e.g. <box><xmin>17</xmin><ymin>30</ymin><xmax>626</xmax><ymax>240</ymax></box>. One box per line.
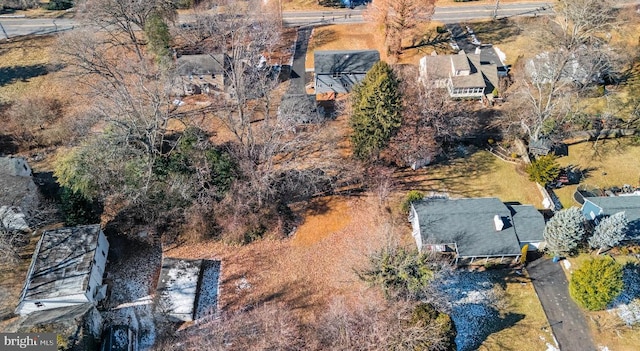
<box><xmin>313</xmin><ymin>50</ymin><xmax>380</xmax><ymax>95</ymax></box>
<box><xmin>526</xmin><ymin>49</ymin><xmax>602</xmax><ymax>86</ymax></box>
<box><xmin>409</xmin><ymin>197</ymin><xmax>546</xmax><ymax>265</ymax></box>
<box><xmin>581</xmin><ymin>196</ymin><xmax>640</xmax><ymax>240</ymax></box>
<box><xmin>15</xmin><ymin>225</ymin><xmax>110</xmax><ymax>315</ymax></box>
<box><xmin>419</xmin><ymin>50</ymin><xmax>499</xmax><ymax>99</ymax></box>
<box><xmin>176</xmin><ymin>54</ymin><xmax>228</xmax><ymax>95</ymax></box>
<box><xmin>155</xmin><ymin>258</ymin><xmax>221</xmax><ymax>322</ymax></box>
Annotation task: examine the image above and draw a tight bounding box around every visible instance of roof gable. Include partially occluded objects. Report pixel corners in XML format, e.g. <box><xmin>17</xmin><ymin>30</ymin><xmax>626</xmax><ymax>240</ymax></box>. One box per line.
<box><xmin>583</xmin><ymin>196</ymin><xmax>640</xmax><ymax>239</ymax></box>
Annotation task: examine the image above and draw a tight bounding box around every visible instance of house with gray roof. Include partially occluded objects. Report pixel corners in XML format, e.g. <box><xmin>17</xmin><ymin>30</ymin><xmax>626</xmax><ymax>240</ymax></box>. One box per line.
<box><xmin>419</xmin><ymin>51</ymin><xmax>499</xmax><ymax>99</ymax></box>
<box><xmin>155</xmin><ymin>258</ymin><xmax>221</xmax><ymax>322</ymax></box>
<box><xmin>16</xmin><ymin>225</ymin><xmax>110</xmax><ymax>315</ymax></box>
<box><xmin>409</xmin><ymin>197</ymin><xmax>545</xmax><ymax>265</ymax></box>
<box><xmin>581</xmin><ymin>196</ymin><xmax>640</xmax><ymax>240</ymax></box>
<box><xmin>0</xmin><ymin>156</ymin><xmax>39</xmax><ymax>227</ymax></box>
<box><xmin>313</xmin><ymin>50</ymin><xmax>380</xmax><ymax>95</ymax></box>
<box><xmin>176</xmin><ymin>54</ymin><xmax>228</xmax><ymax>95</ymax></box>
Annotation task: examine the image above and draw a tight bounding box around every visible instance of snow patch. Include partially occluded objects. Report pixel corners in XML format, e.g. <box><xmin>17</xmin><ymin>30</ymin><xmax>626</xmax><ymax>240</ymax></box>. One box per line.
<box><xmin>563</xmin><ymin>260</ymin><xmax>571</xmax><ymax>270</ymax></box>
<box><xmin>599</xmin><ymin>346</ymin><xmax>610</xmax><ymax>351</ymax></box>
<box><xmin>434</xmin><ymin>271</ymin><xmax>505</xmax><ymax>351</ymax></box>
<box><xmin>494</xmin><ymin>46</ymin><xmax>507</xmax><ymax>65</ymax></box>
<box><xmin>546</xmin><ymin>342</ymin><xmax>560</xmax><ymax>351</ymax></box>
<box><xmin>611</xmin><ymin>264</ymin><xmax>640</xmax><ymax>325</ymax></box>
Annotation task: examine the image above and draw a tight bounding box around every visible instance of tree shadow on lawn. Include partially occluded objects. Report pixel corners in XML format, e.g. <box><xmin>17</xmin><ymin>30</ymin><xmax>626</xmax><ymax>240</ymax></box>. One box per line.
<box><xmin>308</xmin><ymin>27</ymin><xmax>338</xmax><ymax>51</ymax></box>
<box><xmin>465</xmin><ymin>18</ymin><xmax>522</xmax><ymax>46</ymax></box>
<box><xmin>0</xmin><ymin>64</ymin><xmax>49</xmax><ymax>87</ymax></box>
<box><xmin>393</xmin><ymin>148</ymin><xmax>496</xmax><ymax>197</ymax></box>
<box><xmin>456</xmin><ymin>306</ymin><xmax>525</xmax><ymax>351</ymax></box>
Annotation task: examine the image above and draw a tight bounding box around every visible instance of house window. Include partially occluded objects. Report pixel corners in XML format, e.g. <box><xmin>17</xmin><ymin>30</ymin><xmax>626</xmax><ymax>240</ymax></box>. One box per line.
<box><xmin>35</xmin><ymin>302</ymin><xmax>44</xmax><ymax>308</ymax></box>
<box><xmin>332</xmin><ymin>72</ymin><xmax>341</xmax><ymax>78</ymax></box>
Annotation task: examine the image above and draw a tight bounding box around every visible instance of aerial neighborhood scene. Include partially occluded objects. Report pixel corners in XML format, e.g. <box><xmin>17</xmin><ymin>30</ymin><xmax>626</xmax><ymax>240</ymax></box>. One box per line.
<box><xmin>2</xmin><ymin>0</ymin><xmax>640</xmax><ymax>350</ymax></box>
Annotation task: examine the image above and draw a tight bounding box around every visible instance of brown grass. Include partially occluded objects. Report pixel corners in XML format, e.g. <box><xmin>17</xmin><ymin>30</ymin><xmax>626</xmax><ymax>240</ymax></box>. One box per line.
<box><xmin>306</xmin><ymin>23</ymin><xmax>388</xmax><ymax>69</ymax></box>
<box><xmin>479</xmin><ymin>270</ymin><xmax>554</xmax><ymax>351</ymax></box>
<box><xmin>395</xmin><ymin>149</ymin><xmax>543</xmax><ymax>207</ymax></box>
<box><xmin>165</xmin><ymin>194</ymin><xmax>392</xmax><ymax>323</ymax></box>
<box><xmin>554</xmin><ymin>139</ymin><xmax>640</xmax><ymax>208</ymax></box>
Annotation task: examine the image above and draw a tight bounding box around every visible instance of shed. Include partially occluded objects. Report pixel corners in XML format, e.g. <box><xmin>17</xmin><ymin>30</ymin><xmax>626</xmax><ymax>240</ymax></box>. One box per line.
<box><xmin>155</xmin><ymin>258</ymin><xmax>221</xmax><ymax>322</ymax></box>
<box><xmin>15</xmin><ymin>225</ymin><xmax>110</xmax><ymax>315</ymax></box>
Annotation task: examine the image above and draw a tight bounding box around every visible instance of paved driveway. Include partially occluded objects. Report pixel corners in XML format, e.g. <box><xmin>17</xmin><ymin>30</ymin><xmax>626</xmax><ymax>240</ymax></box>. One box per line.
<box><xmin>527</xmin><ymin>258</ymin><xmax>597</xmax><ymax>351</ymax></box>
<box><xmin>288</xmin><ymin>27</ymin><xmax>312</xmax><ymax>95</ymax></box>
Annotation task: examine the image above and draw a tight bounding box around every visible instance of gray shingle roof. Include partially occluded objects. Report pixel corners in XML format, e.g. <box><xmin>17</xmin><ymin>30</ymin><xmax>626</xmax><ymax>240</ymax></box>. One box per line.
<box><xmin>509</xmin><ymin>205</ymin><xmax>546</xmax><ymax>242</ymax></box>
<box><xmin>176</xmin><ymin>54</ymin><xmax>226</xmax><ymax>76</ymax></box>
<box><xmin>412</xmin><ymin>198</ymin><xmax>523</xmax><ymax>257</ymax></box>
<box><xmin>22</xmin><ymin>225</ymin><xmax>102</xmax><ymax>301</ymax></box>
<box><xmin>314</xmin><ymin>50</ymin><xmax>380</xmax><ymax>94</ymax></box>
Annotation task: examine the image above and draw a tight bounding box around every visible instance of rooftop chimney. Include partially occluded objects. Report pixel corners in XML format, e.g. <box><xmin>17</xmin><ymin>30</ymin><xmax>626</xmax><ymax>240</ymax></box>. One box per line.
<box><xmin>494</xmin><ymin>215</ymin><xmax>504</xmax><ymax>231</ymax></box>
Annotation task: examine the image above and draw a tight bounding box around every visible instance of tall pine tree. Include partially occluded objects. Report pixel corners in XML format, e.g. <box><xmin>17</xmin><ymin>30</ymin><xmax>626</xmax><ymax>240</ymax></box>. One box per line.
<box><xmin>350</xmin><ymin>61</ymin><xmax>402</xmax><ymax>160</ymax></box>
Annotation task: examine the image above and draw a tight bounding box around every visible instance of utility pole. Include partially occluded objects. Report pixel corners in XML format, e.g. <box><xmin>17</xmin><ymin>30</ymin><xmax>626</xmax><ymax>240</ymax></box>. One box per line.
<box><xmin>493</xmin><ymin>0</ymin><xmax>500</xmax><ymax>20</ymax></box>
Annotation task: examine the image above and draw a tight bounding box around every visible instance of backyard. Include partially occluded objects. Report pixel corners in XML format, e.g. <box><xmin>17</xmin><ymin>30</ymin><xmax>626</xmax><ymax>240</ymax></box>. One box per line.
<box><xmin>395</xmin><ymin>148</ymin><xmax>543</xmax><ymax>207</ymax></box>
<box><xmin>553</xmin><ymin>139</ymin><xmax>640</xmax><ymax>208</ymax></box>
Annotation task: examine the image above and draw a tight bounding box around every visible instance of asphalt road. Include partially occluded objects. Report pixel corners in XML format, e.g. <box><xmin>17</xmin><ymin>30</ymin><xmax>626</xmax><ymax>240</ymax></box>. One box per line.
<box><xmin>0</xmin><ymin>2</ymin><xmax>554</xmax><ymax>38</ymax></box>
<box><xmin>527</xmin><ymin>258</ymin><xmax>597</xmax><ymax>351</ymax></box>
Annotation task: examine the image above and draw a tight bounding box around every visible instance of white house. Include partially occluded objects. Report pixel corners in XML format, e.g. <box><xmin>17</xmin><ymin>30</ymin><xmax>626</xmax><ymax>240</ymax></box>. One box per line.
<box><xmin>15</xmin><ymin>225</ymin><xmax>110</xmax><ymax>315</ymax></box>
<box><xmin>419</xmin><ymin>50</ymin><xmax>499</xmax><ymax>99</ymax></box>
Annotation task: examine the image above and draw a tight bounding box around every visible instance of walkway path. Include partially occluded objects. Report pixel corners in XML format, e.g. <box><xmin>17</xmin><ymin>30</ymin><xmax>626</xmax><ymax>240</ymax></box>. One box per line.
<box><xmin>527</xmin><ymin>258</ymin><xmax>597</xmax><ymax>351</ymax></box>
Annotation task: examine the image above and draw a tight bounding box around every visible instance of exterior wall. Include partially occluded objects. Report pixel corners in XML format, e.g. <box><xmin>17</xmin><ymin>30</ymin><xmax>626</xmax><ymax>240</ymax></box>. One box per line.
<box><xmin>581</xmin><ymin>200</ymin><xmax>602</xmax><ymax>221</ymax></box>
<box><xmin>521</xmin><ymin>241</ymin><xmax>545</xmax><ymax>251</ymax></box>
<box><xmin>409</xmin><ymin>205</ymin><xmax>423</xmax><ymax>252</ymax></box>
<box><xmin>16</xmin><ymin>293</ymin><xmax>91</xmax><ymax>315</ymax></box>
<box><xmin>87</xmin><ymin>230</ymin><xmax>109</xmax><ymax>301</ymax></box>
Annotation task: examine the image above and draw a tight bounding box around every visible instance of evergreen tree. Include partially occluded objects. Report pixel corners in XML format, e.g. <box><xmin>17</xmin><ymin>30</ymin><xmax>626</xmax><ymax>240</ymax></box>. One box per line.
<box><xmin>526</xmin><ymin>154</ymin><xmax>560</xmax><ymax>185</ymax></box>
<box><xmin>569</xmin><ymin>257</ymin><xmax>623</xmax><ymax>311</ymax></box>
<box><xmin>544</xmin><ymin>207</ymin><xmax>586</xmax><ymax>256</ymax></box>
<box><xmin>350</xmin><ymin>61</ymin><xmax>402</xmax><ymax>160</ymax></box>
<box><xmin>144</xmin><ymin>12</ymin><xmax>172</xmax><ymax>64</ymax></box>
<box><xmin>589</xmin><ymin>212</ymin><xmax>628</xmax><ymax>254</ymax></box>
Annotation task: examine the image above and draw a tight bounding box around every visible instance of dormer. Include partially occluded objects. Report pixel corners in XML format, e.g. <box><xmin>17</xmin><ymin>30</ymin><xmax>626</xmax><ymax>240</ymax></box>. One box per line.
<box><xmin>450</xmin><ymin>51</ymin><xmax>471</xmax><ymax>76</ymax></box>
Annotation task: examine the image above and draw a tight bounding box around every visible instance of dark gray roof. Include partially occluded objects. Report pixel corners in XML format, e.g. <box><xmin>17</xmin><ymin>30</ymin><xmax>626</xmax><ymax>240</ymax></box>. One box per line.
<box><xmin>314</xmin><ymin>50</ymin><xmax>380</xmax><ymax>94</ymax></box>
<box><xmin>583</xmin><ymin>196</ymin><xmax>640</xmax><ymax>239</ymax></box>
<box><xmin>412</xmin><ymin>198</ymin><xmax>522</xmax><ymax>257</ymax></box>
<box><xmin>21</xmin><ymin>225</ymin><xmax>102</xmax><ymax>301</ymax></box>
<box><xmin>509</xmin><ymin>205</ymin><xmax>546</xmax><ymax>242</ymax></box>
<box><xmin>176</xmin><ymin>54</ymin><xmax>226</xmax><ymax>76</ymax></box>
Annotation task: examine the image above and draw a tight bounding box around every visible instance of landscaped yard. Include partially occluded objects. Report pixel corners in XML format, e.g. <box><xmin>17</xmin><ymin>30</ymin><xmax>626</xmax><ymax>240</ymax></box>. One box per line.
<box><xmin>395</xmin><ymin>149</ymin><xmax>543</xmax><ymax>207</ymax></box>
<box><xmin>553</xmin><ymin>139</ymin><xmax>640</xmax><ymax>208</ymax></box>
<box><xmin>563</xmin><ymin>253</ymin><xmax>640</xmax><ymax>351</ymax></box>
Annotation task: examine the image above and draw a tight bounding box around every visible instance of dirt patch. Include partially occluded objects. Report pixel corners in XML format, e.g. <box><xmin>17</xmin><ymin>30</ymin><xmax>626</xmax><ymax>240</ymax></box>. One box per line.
<box><xmin>292</xmin><ymin>196</ymin><xmax>352</xmax><ymax>246</ymax></box>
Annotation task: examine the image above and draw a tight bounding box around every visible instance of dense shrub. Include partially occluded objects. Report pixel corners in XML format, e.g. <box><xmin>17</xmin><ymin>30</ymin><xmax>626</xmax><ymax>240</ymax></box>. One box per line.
<box><xmin>569</xmin><ymin>257</ymin><xmax>624</xmax><ymax>311</ymax></box>
<box><xmin>526</xmin><ymin>153</ymin><xmax>560</xmax><ymax>185</ymax></box>
<box><xmin>402</xmin><ymin>190</ymin><xmax>424</xmax><ymax>213</ymax></box>
<box><xmin>358</xmin><ymin>246</ymin><xmax>434</xmax><ymax>300</ymax></box>
<box><xmin>59</xmin><ymin>187</ymin><xmax>102</xmax><ymax>226</ymax></box>
<box><xmin>46</xmin><ymin>0</ymin><xmax>74</xmax><ymax>10</ymax></box>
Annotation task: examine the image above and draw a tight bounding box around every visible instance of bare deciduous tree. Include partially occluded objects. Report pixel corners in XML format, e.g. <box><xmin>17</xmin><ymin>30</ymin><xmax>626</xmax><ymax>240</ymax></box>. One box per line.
<box><xmin>365</xmin><ymin>0</ymin><xmax>435</xmax><ymax>59</ymax></box>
